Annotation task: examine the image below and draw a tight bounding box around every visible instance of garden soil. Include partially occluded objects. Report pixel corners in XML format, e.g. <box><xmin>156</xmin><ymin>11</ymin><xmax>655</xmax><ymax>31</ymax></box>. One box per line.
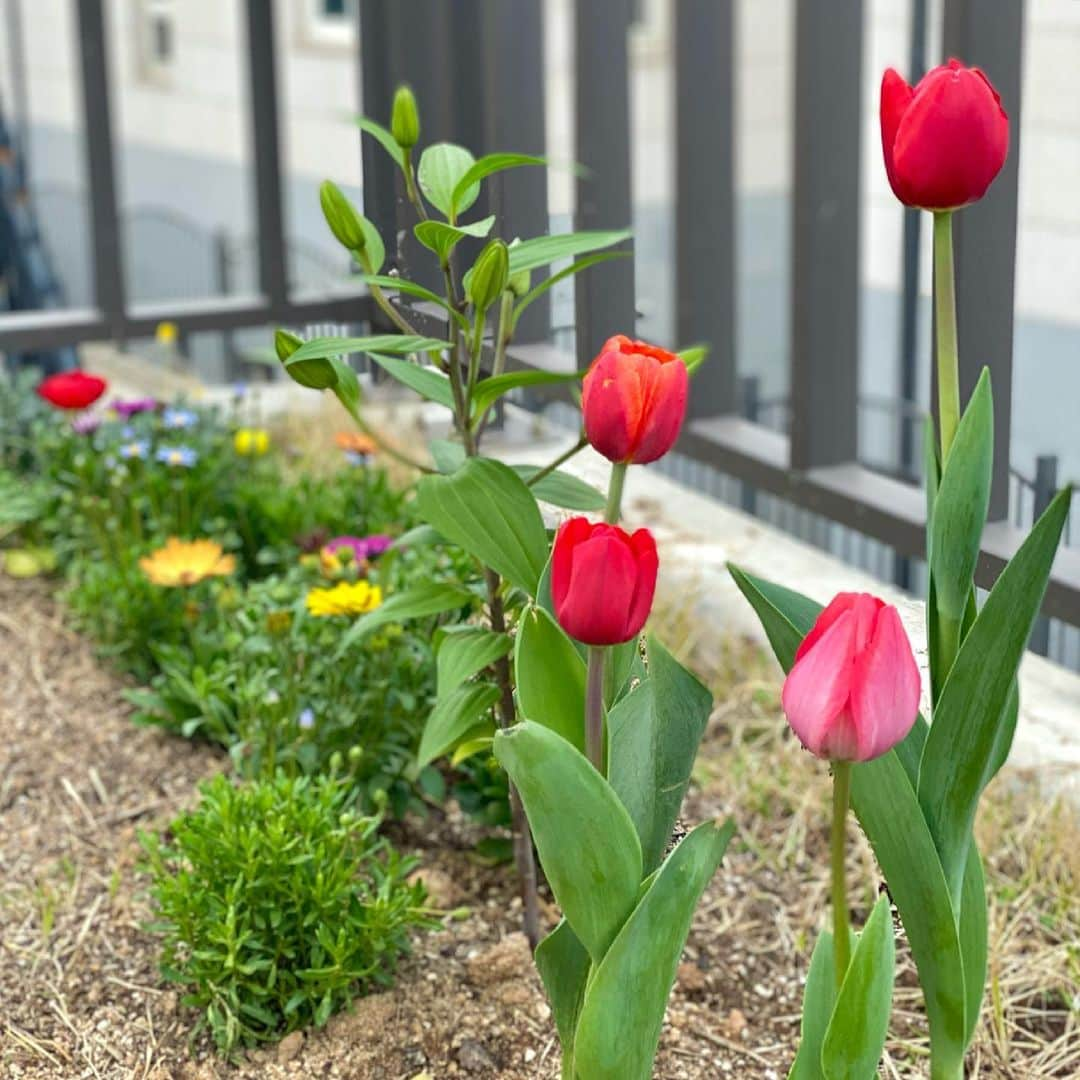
<box><xmin>2</xmin><ymin>575</ymin><xmax>1077</xmax><ymax>1078</ymax></box>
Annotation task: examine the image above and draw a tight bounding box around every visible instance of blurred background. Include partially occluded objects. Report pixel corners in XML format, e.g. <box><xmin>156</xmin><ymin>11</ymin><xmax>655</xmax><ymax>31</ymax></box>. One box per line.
<box><xmin>0</xmin><ymin>0</ymin><xmax>1077</xmax><ymax>661</ymax></box>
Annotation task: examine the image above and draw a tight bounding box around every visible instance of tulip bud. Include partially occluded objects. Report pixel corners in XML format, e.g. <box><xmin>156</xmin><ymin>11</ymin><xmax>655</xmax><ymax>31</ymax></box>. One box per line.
<box><xmin>275</xmin><ymin>329</ymin><xmax>337</xmax><ymax>390</ymax></box>
<box><xmin>506</xmin><ymin>239</ymin><xmax>530</xmax><ymax>297</ymax></box>
<box><xmin>319</xmin><ymin>180</ymin><xmax>367</xmax><ymax>254</ymax></box>
<box><xmin>581</xmin><ymin>335</ymin><xmax>688</xmax><ymax>465</ymax></box>
<box><xmin>781</xmin><ymin>592</ymin><xmax>920</xmax><ymax>763</ymax></box>
<box><xmin>467</xmin><ymin>239</ymin><xmax>509</xmax><ymax>315</ymax></box>
<box><xmin>880</xmin><ymin>59</ymin><xmax>1008</xmax><ymax>211</ymax></box>
<box><xmin>551</xmin><ymin>517</ymin><xmax>658</xmax><ymax>646</ymax></box>
<box><xmin>391</xmin><ymin>84</ymin><xmax>420</xmax><ymax>149</ymax></box>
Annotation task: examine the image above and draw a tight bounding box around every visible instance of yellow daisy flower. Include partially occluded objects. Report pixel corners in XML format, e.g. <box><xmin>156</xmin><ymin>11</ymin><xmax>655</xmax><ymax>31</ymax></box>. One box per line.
<box><xmin>139</xmin><ymin>538</ymin><xmax>236</xmax><ymax>587</ymax></box>
<box><xmin>305</xmin><ymin>581</ymin><xmax>383</xmax><ymax>618</ymax></box>
<box><xmin>234</xmin><ymin>428</ymin><xmax>270</xmax><ymax>456</ymax></box>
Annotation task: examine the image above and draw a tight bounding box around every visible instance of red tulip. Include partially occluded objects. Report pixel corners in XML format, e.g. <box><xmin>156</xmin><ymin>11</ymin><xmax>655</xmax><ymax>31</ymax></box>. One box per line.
<box><xmin>782</xmin><ymin>592</ymin><xmax>920</xmax><ymax>763</ymax></box>
<box><xmin>551</xmin><ymin>517</ymin><xmax>658</xmax><ymax>646</ymax></box>
<box><xmin>581</xmin><ymin>335</ymin><xmax>688</xmax><ymax>465</ymax></box>
<box><xmin>880</xmin><ymin>58</ymin><xmax>1008</xmax><ymax>211</ymax></box>
<box><xmin>36</xmin><ymin>370</ymin><xmax>108</xmax><ymax>410</ymax></box>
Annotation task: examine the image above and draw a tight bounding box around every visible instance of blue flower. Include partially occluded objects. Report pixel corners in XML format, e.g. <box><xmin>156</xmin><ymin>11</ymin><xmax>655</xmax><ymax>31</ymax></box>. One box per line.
<box><xmin>344</xmin><ymin>451</ymin><xmax>369</xmax><ymax>467</ymax></box>
<box><xmin>156</xmin><ymin>445</ymin><xmax>198</xmax><ymax>468</ymax></box>
<box><xmin>119</xmin><ymin>440</ymin><xmax>150</xmax><ymax>460</ymax></box>
<box><xmin>162</xmin><ymin>407</ymin><xmax>198</xmax><ymax>430</ymax></box>
<box><xmin>298</xmin><ymin>707</ymin><xmax>315</xmax><ymax>730</ymax></box>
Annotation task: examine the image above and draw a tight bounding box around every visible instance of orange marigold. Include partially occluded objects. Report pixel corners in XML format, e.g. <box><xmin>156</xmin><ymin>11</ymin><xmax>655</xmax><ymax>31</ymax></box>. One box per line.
<box><xmin>139</xmin><ymin>538</ymin><xmax>236</xmax><ymax>587</ymax></box>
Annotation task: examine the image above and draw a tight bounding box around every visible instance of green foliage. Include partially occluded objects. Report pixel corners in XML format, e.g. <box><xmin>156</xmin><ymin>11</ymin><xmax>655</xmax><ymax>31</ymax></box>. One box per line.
<box><xmin>140</xmin><ymin>773</ymin><xmax>431</xmax><ymax>1055</ymax></box>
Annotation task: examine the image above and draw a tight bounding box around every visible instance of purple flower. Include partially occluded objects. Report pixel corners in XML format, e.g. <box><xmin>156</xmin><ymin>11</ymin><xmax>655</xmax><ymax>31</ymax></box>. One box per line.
<box><xmin>162</xmin><ymin>407</ymin><xmax>198</xmax><ymax>430</ymax></box>
<box><xmin>119</xmin><ymin>440</ymin><xmax>150</xmax><ymax>460</ymax></box>
<box><xmin>71</xmin><ymin>415</ymin><xmax>101</xmax><ymax>435</ymax></box>
<box><xmin>156</xmin><ymin>445</ymin><xmax>198</xmax><ymax>468</ymax></box>
<box><xmin>325</xmin><ymin>534</ymin><xmax>395</xmax><ymax>561</ymax></box>
<box><xmin>298</xmin><ymin>707</ymin><xmax>315</xmax><ymax>730</ymax></box>
<box><xmin>112</xmin><ymin>397</ymin><xmax>158</xmax><ymax>418</ymax></box>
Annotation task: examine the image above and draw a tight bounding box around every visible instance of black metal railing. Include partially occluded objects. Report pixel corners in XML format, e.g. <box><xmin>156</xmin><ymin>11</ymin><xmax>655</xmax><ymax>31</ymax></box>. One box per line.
<box><xmin>0</xmin><ymin>0</ymin><xmax>1077</xmax><ymax>640</ymax></box>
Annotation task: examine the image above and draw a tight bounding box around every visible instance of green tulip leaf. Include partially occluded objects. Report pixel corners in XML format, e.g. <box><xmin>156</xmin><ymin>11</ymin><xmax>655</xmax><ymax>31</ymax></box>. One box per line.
<box><xmin>514</xmin><ymin>605</ymin><xmax>587</xmax><ymax>752</ymax></box>
<box><xmin>470</xmin><ymin>369</ymin><xmax>582</xmax><ymax>418</ymax></box>
<box><xmin>789</xmin><ymin>930</ymin><xmax>842</xmax><ymax>1080</ymax></box>
<box><xmin>507</xmin><ymin>230</ymin><xmax>632</xmax><ymax>276</ymax></box>
<box><xmin>821</xmin><ymin>895</ymin><xmax>895</xmax><ymax>1080</ymax></box>
<box><xmin>415</xmin><ymin>458</ymin><xmax>549</xmax><ymax>595</ymax></box>
<box><xmin>534</xmin><ymin>918</ymin><xmax>590</xmax><ymax>1072</ymax></box>
<box><xmin>512</xmin><ymin>465</ymin><xmax>606</xmax><ymax>512</ymax></box>
<box><xmin>571</xmin><ymin>819</ymin><xmax>735</xmax><ymax>1080</ymax></box>
<box><xmin>435</xmin><ymin>626</ymin><xmax>512</xmax><ymax>698</ymax></box>
<box><xmin>334</xmin><ymin>582</ymin><xmax>476</xmax><ymax>657</ymax></box>
<box><xmin>494</xmin><ymin>720</ymin><xmax>643</xmax><ymax>962</ymax></box>
<box><xmin>607</xmin><ymin>635</ymin><xmax>713</xmax><ymax>873</ymax></box>
<box><xmin>930</xmin><ymin>369</ymin><xmax>992</xmax><ymax>623</ymax></box>
<box><xmin>429</xmin><ymin>438</ymin><xmax>467</xmax><ymax>474</ymax></box>
<box><xmin>918</xmin><ymin>485</ymin><xmax>1071</xmax><ymax>907</ymax></box>
<box><xmin>417</xmin><ymin>682</ymin><xmax>500</xmax><ymax>771</ymax></box>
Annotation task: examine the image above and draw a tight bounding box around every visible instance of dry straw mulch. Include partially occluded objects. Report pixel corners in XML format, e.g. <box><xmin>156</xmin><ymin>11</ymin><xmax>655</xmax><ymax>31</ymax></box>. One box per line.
<box><xmin>1</xmin><ymin>574</ymin><xmax>1078</xmax><ymax>1078</ymax></box>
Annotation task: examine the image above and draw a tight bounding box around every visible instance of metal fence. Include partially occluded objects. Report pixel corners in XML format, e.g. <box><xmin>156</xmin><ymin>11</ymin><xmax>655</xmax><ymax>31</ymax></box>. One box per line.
<box><xmin>0</xmin><ymin>0</ymin><xmax>1078</xmax><ymax>653</ymax></box>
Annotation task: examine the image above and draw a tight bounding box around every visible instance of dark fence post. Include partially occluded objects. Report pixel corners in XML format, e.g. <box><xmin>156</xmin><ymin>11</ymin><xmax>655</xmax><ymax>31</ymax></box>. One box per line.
<box><xmin>482</xmin><ymin>0</ymin><xmax>550</xmax><ymax>343</ymax></box>
<box><xmin>1029</xmin><ymin>454</ymin><xmax>1058</xmax><ymax>655</ymax></box>
<box><xmin>674</xmin><ymin>0</ymin><xmax>736</xmax><ymax>417</ymax></box>
<box><xmin>739</xmin><ymin>374</ymin><xmax>760</xmax><ymax>514</ymax></box>
<box><xmin>574</xmin><ymin>0</ymin><xmax>635</xmax><ymax>370</ymax></box>
<box><xmin>789</xmin><ymin>0</ymin><xmax>864</xmax><ymax>470</ymax></box>
<box><xmin>941</xmin><ymin>0</ymin><xmax>1024</xmax><ymax>522</ymax></box>
<box><xmin>75</xmin><ymin>0</ymin><xmax>127</xmax><ymax>344</ymax></box>
<box><xmin>213</xmin><ymin>228</ymin><xmax>240</xmax><ymax>378</ymax></box>
<box><xmin>243</xmin><ymin>1</ymin><xmax>289</xmax><ymax>313</ymax></box>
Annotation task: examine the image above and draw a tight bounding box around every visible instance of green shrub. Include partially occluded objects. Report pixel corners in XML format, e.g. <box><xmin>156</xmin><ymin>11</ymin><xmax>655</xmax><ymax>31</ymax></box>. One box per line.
<box><xmin>140</xmin><ymin>772</ymin><xmax>431</xmax><ymax>1055</ymax></box>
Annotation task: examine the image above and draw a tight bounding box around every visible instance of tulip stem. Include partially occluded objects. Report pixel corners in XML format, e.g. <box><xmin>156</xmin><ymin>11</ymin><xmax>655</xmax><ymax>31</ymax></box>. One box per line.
<box><xmin>605</xmin><ymin>462</ymin><xmax>628</xmax><ymax>524</ymax></box>
<box><xmin>585</xmin><ymin>646</ymin><xmax>606</xmax><ymax>774</ymax></box>
<box><xmin>933</xmin><ymin>211</ymin><xmax>960</xmax><ymax>459</ymax></box>
<box><xmin>830</xmin><ymin>760</ymin><xmax>852</xmax><ymax>993</ymax></box>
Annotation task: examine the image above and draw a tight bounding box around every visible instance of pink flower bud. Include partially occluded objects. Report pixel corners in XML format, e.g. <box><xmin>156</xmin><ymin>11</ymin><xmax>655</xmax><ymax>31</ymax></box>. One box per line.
<box><xmin>781</xmin><ymin>592</ymin><xmax>920</xmax><ymax>763</ymax></box>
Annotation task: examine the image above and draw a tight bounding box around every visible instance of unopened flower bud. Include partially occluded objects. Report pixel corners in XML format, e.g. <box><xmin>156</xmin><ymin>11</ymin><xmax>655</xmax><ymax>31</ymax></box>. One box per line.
<box><xmin>319</xmin><ymin>180</ymin><xmax>367</xmax><ymax>254</ymax></box>
<box><xmin>391</xmin><ymin>85</ymin><xmax>419</xmax><ymax>149</ymax></box>
<box><xmin>348</xmin><ymin>745</ymin><xmax>364</xmax><ymax>764</ymax></box>
<box><xmin>275</xmin><ymin>329</ymin><xmax>337</xmax><ymax>390</ymax></box>
<box><xmin>467</xmin><ymin>239</ymin><xmax>509</xmax><ymax>315</ymax></box>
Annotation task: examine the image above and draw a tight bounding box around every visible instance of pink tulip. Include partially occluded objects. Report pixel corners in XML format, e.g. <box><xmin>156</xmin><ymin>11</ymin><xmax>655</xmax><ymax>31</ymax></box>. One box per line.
<box><xmin>781</xmin><ymin>592</ymin><xmax>920</xmax><ymax>763</ymax></box>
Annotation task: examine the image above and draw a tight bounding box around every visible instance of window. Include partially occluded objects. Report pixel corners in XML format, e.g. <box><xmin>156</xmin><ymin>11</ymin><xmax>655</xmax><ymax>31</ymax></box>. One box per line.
<box><xmin>137</xmin><ymin>0</ymin><xmax>176</xmax><ymax>84</ymax></box>
<box><xmin>299</xmin><ymin>0</ymin><xmax>356</xmax><ymax>49</ymax></box>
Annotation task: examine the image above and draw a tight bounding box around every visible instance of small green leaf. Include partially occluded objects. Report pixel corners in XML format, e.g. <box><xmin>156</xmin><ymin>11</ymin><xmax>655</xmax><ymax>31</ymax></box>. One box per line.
<box><xmin>429</xmin><ymin>439</ymin><xmax>467</xmax><ymax>474</ymax></box>
<box><xmin>607</xmin><ymin>636</ymin><xmax>713</xmax><ymax>873</ymax></box>
<box><xmin>436</xmin><ymin>626</ymin><xmax>512</xmax><ymax>697</ymax></box>
<box><xmin>678</xmin><ymin>345</ymin><xmax>709</xmax><ymax>374</ymax></box>
<box><xmin>414</xmin><ymin>458</ymin><xmax>549</xmax><ymax>595</ymax></box>
<box><xmin>507</xmin><ymin>230</ymin><xmax>632</xmax><ymax>276</ymax></box>
<box><xmin>368</xmin><ymin>354</ymin><xmax>454</xmax><ymax>409</ymax></box>
<box><xmin>334</xmin><ymin>583</ymin><xmax>475</xmax><ymax>657</ymax></box>
<box><xmin>285</xmin><ymin>334</ymin><xmax>449</xmax><ymax>366</ymax></box>
<box><xmin>918</xmin><ymin>485</ymin><xmax>1071</xmax><ymax>906</ymax></box>
<box><xmin>494</xmin><ymin>720</ymin><xmax>643</xmax><ymax>961</ymax></box>
<box><xmin>353</xmin><ymin>114</ymin><xmax>405</xmax><ymax>168</ymax></box>
<box><xmin>515</xmin><ymin>605</ymin><xmax>587</xmax><ymax>752</ymax></box>
<box><xmin>450</xmin><ymin>152</ymin><xmax>547</xmax><ymax>217</ymax></box>
<box><xmin>450</xmin><ymin>735</ymin><xmax>494</xmax><ymax>766</ymax></box>
<box><xmin>414</xmin><ymin>217</ymin><xmax>496</xmax><ymax>263</ymax></box>
<box><xmin>359</xmin><ymin>274</ymin><xmax>467</xmax><ymax>328</ymax></box>
<box><xmin>471</xmin><ymin>369</ymin><xmax>583</xmax><ymax>418</ymax></box>
<box><xmin>329</xmin><ymin>357</ymin><xmax>362</xmax><ymax>422</ymax></box>
<box><xmin>417</xmin><ymin>142</ymin><xmax>478</xmax><ymax>219</ymax></box>
<box><xmin>513</xmin><ymin>465</ymin><xmax>605</xmax><ymax>511</ymax></box>
<box><xmin>511</xmin><ymin>251</ymin><xmax>629</xmax><ymax>326</ymax></box>
<box><xmin>821</xmin><ymin>895</ymin><xmax>895</xmax><ymax>1080</ymax></box>
<box><xmin>357</xmin><ymin>215</ymin><xmax>385</xmax><ymax>274</ymax></box>
<box><xmin>417</xmin><ymin>683</ymin><xmax>500</xmax><ymax>770</ymax></box>
<box><xmin>572</xmin><ymin>820</ymin><xmax>734</xmax><ymax>1080</ymax></box>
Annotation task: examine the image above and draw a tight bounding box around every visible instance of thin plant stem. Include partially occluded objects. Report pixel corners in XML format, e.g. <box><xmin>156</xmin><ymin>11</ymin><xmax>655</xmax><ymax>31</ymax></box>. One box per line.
<box><xmin>605</xmin><ymin>461</ymin><xmax>628</xmax><ymax>524</ymax></box>
<box><xmin>475</xmin><ymin>291</ymin><xmax>516</xmax><ymax>439</ymax></box>
<box><xmin>442</xmin><ymin>265</ymin><xmax>470</xmax><ymax>442</ymax></box>
<box><xmin>933</xmin><ymin>211</ymin><xmax>960</xmax><ymax>459</ymax></box>
<box><xmin>367</xmin><ymin>280</ymin><xmax>421</xmax><ymax>337</ymax></box>
<box><xmin>402</xmin><ymin>149</ymin><xmax>428</xmax><ymax>222</ymax></box>
<box><xmin>585</xmin><ymin>646</ymin><xmax>606</xmax><ymax>774</ymax></box>
<box><xmin>526</xmin><ymin>435</ymin><xmax>589</xmax><ymax>489</ymax></box>
<box><xmin>831</xmin><ymin>760</ymin><xmax>853</xmax><ymax>993</ymax></box>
